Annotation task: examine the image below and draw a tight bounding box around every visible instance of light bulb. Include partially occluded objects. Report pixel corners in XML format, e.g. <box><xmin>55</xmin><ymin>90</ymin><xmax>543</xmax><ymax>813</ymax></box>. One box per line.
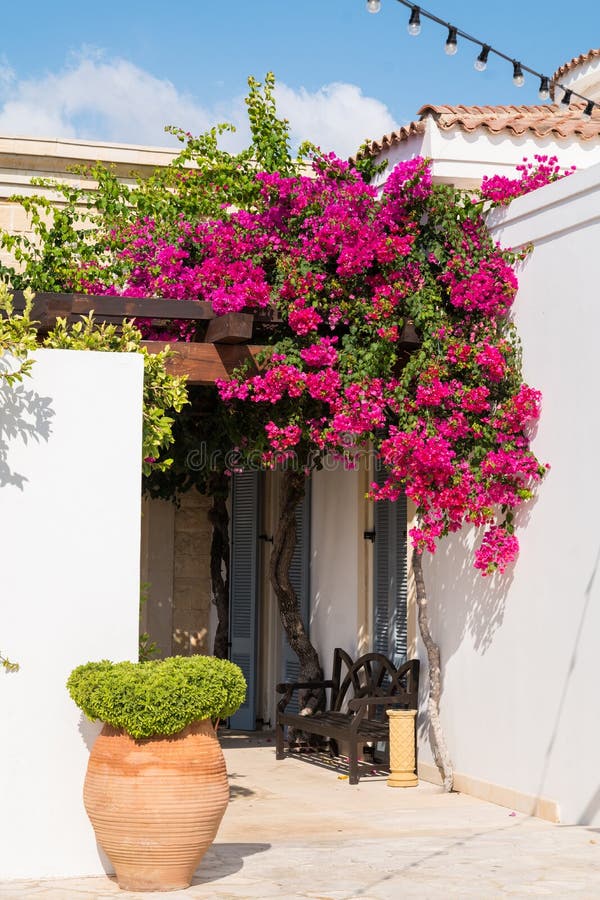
<box><xmin>445</xmin><ymin>27</ymin><xmax>458</xmax><ymax>56</ymax></box>
<box><xmin>408</xmin><ymin>6</ymin><xmax>421</xmax><ymax>35</ymax></box>
<box><xmin>512</xmin><ymin>61</ymin><xmax>524</xmax><ymax>87</ymax></box>
<box><xmin>538</xmin><ymin>76</ymin><xmax>550</xmax><ymax>100</ymax></box>
<box><xmin>561</xmin><ymin>88</ymin><xmax>573</xmax><ymax>107</ymax></box>
<box><xmin>583</xmin><ymin>100</ymin><xmax>595</xmax><ymax>118</ymax></box>
<box><xmin>474</xmin><ymin>45</ymin><xmax>490</xmax><ymax>72</ymax></box>
<box><xmin>366</xmin><ymin>0</ymin><xmax>381</xmax><ymax>13</ymax></box>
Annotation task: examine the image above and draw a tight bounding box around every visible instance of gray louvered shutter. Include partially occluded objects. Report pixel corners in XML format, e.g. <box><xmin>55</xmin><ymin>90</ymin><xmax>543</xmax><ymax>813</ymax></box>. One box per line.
<box><xmin>280</xmin><ymin>478</ymin><xmax>311</xmax><ymax>714</ymax></box>
<box><xmin>373</xmin><ymin>468</ymin><xmax>408</xmax><ymax>665</ymax></box>
<box><xmin>229</xmin><ymin>471</ymin><xmax>260</xmax><ymax>730</ymax></box>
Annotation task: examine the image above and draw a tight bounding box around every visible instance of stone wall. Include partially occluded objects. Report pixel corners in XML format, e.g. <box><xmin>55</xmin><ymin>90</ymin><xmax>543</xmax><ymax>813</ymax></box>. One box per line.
<box><xmin>141</xmin><ymin>493</ymin><xmax>213</xmax><ymax>658</ymax></box>
<box><xmin>172</xmin><ymin>490</ymin><xmax>213</xmax><ymax>655</ymax></box>
<box><xmin>0</xmin><ymin>135</ymin><xmax>177</xmax><ymax>269</ymax></box>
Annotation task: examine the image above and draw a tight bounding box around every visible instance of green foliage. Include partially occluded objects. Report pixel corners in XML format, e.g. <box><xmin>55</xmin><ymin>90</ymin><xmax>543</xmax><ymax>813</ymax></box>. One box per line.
<box><xmin>142</xmin><ymin>385</ymin><xmax>231</xmax><ymax>500</ymax></box>
<box><xmin>0</xmin><ymin>73</ymin><xmax>303</xmax><ymax>498</ymax></box>
<box><xmin>0</xmin><ymin>73</ymin><xmax>300</xmax><ymax>294</ymax></box>
<box><xmin>138</xmin><ymin>632</ymin><xmax>158</xmax><ymax>663</ymax></box>
<box><xmin>352</xmin><ymin>140</ymin><xmax>389</xmax><ymax>184</ymax></box>
<box><xmin>67</xmin><ymin>656</ymin><xmax>247</xmax><ymax>738</ymax></box>
<box><xmin>245</xmin><ymin>72</ymin><xmax>295</xmax><ymax>176</ymax></box>
<box><xmin>0</xmin><ymin>284</ymin><xmax>38</xmax><ymax>385</ymax></box>
<box><xmin>43</xmin><ymin>316</ymin><xmax>189</xmax><ymax>474</ymax></box>
<box><xmin>138</xmin><ymin>582</ymin><xmax>158</xmax><ymax>662</ymax></box>
<box><xmin>0</xmin><ymin>283</ymin><xmax>40</xmax><ymax>671</ymax></box>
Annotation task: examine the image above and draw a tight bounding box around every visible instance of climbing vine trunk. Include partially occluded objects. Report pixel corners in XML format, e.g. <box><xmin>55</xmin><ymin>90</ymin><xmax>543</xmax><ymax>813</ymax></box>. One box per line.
<box><xmin>270</xmin><ymin>468</ymin><xmax>324</xmax><ymax>713</ymax></box>
<box><xmin>207</xmin><ymin>472</ymin><xmax>230</xmax><ymax>660</ymax></box>
<box><xmin>412</xmin><ymin>547</ymin><xmax>454</xmax><ymax>792</ymax></box>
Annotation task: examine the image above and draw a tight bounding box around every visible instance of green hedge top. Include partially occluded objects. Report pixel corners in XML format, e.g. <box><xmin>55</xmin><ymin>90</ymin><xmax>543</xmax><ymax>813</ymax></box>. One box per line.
<box><xmin>67</xmin><ymin>655</ymin><xmax>246</xmax><ymax>739</ymax></box>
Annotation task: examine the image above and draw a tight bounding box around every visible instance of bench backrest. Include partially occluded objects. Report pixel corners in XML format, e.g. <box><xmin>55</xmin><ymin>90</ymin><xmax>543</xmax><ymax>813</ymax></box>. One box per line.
<box><xmin>330</xmin><ymin>648</ymin><xmax>419</xmax><ymax>714</ymax></box>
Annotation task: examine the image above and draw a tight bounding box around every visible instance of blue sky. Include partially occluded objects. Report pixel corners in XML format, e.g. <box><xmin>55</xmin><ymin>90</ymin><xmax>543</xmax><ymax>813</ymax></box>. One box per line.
<box><xmin>0</xmin><ymin>1</ymin><xmax>597</xmax><ymax>155</ymax></box>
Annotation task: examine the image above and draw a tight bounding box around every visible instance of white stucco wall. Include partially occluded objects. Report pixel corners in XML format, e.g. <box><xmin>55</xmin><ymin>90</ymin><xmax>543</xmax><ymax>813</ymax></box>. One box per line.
<box><xmin>0</xmin><ymin>349</ymin><xmax>143</xmax><ymax>879</ymax></box>
<box><xmin>373</xmin><ymin>116</ymin><xmax>600</xmax><ymax>190</ymax></box>
<box><xmin>418</xmin><ymin>162</ymin><xmax>600</xmax><ymax>825</ymax></box>
<box><xmin>310</xmin><ymin>464</ymin><xmax>364</xmax><ymax>677</ymax></box>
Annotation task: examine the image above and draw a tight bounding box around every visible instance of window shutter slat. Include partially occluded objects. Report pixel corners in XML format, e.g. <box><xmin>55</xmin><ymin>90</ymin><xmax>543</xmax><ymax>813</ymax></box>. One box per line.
<box><xmin>229</xmin><ymin>471</ymin><xmax>260</xmax><ymax>730</ymax></box>
<box><xmin>281</xmin><ymin>479</ymin><xmax>311</xmax><ymax>715</ymax></box>
<box><xmin>373</xmin><ymin>468</ymin><xmax>408</xmax><ymax>665</ymax></box>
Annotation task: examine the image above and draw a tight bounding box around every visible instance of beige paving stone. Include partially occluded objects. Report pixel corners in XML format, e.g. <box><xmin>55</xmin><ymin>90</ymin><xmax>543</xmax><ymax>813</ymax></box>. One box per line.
<box><xmin>2</xmin><ymin>733</ymin><xmax>600</xmax><ymax>898</ymax></box>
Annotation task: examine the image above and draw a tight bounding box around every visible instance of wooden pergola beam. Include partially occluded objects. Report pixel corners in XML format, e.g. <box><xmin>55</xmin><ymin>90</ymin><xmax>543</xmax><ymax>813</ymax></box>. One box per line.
<box><xmin>204</xmin><ymin>312</ymin><xmax>254</xmax><ymax>345</ymax></box>
<box><xmin>6</xmin><ymin>291</ymin><xmax>265</xmax><ymax>382</ymax></box>
<box><xmin>142</xmin><ymin>341</ymin><xmax>263</xmax><ymax>384</ymax></box>
<box><xmin>11</xmin><ymin>291</ymin><xmax>216</xmax><ymax>326</ymax></box>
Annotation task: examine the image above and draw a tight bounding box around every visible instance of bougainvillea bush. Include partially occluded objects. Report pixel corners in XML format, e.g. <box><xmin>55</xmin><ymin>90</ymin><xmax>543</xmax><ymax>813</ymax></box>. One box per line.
<box><xmin>79</xmin><ymin>152</ymin><xmax>560</xmax><ymax>578</ymax></box>
<box><xmin>0</xmin><ymin>88</ymin><xmax>570</xmax><ymax>785</ymax></box>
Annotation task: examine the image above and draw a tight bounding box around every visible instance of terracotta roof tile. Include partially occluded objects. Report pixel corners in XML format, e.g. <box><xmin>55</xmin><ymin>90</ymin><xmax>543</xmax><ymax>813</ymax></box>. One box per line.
<box><xmin>552</xmin><ymin>49</ymin><xmax>600</xmax><ymax>86</ymax></box>
<box><xmin>357</xmin><ymin>103</ymin><xmax>600</xmax><ymax>158</ymax></box>
<box><xmin>359</xmin><ymin>119</ymin><xmax>426</xmax><ymax>156</ymax></box>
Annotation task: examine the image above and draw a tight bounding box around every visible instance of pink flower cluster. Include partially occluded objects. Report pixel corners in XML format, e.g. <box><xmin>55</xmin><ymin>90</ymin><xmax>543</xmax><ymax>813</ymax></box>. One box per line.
<box><xmin>78</xmin><ymin>151</ymin><xmax>548</xmax><ymax>576</ymax></box>
<box><xmin>474</xmin><ymin>526</ymin><xmax>519</xmax><ymax>575</ymax></box>
<box><xmin>300</xmin><ymin>337</ymin><xmax>338</xmax><ymax>367</ymax></box>
<box><xmin>480</xmin><ymin>155</ymin><xmax>575</xmax><ymax>206</ymax></box>
<box><xmin>439</xmin><ymin>254</ymin><xmax>518</xmax><ymax>318</ymax></box>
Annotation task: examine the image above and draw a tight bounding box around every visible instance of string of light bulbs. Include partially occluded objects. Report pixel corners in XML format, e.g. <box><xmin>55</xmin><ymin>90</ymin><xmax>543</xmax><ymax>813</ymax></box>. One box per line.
<box><xmin>365</xmin><ymin>0</ymin><xmax>598</xmax><ymax>118</ymax></box>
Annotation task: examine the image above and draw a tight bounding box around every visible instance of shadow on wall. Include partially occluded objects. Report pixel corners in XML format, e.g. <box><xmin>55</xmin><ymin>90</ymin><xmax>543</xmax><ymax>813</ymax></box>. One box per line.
<box><xmin>420</xmin><ymin>496</ymin><xmax>537</xmax><ymax>672</ymax></box>
<box><xmin>78</xmin><ymin>712</ymin><xmax>102</xmax><ymax>752</ymax></box>
<box><xmin>538</xmin><ymin>540</ymin><xmax>600</xmax><ymax>823</ymax></box>
<box><xmin>578</xmin><ymin>785</ymin><xmax>600</xmax><ymax>827</ymax></box>
<box><xmin>423</xmin><ymin>527</ymin><xmax>513</xmax><ymax>664</ymax></box>
<box><xmin>0</xmin><ymin>381</ymin><xmax>54</xmax><ymax>489</ymax></box>
<box><xmin>416</xmin><ymin>512</ymin><xmax>531</xmax><ymax>748</ymax></box>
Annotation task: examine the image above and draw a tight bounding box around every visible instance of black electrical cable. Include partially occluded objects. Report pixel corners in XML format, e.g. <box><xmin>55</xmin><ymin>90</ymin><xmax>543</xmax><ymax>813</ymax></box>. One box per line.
<box><xmin>369</xmin><ymin>0</ymin><xmax>598</xmax><ymax>117</ymax></box>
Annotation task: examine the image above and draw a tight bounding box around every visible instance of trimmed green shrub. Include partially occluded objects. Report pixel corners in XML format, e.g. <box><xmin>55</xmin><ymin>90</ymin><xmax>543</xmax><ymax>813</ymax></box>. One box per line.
<box><xmin>67</xmin><ymin>655</ymin><xmax>246</xmax><ymax>739</ymax></box>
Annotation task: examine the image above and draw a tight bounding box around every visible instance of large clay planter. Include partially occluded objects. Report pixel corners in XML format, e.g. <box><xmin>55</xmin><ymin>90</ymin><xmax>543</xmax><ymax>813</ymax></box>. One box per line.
<box><xmin>84</xmin><ymin>719</ymin><xmax>229</xmax><ymax>892</ymax></box>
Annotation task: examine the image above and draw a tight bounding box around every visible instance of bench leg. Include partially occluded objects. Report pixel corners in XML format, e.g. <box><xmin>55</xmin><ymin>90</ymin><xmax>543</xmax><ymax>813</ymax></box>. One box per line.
<box><xmin>275</xmin><ymin>719</ymin><xmax>285</xmax><ymax>760</ymax></box>
<box><xmin>349</xmin><ymin>742</ymin><xmax>359</xmax><ymax>785</ymax></box>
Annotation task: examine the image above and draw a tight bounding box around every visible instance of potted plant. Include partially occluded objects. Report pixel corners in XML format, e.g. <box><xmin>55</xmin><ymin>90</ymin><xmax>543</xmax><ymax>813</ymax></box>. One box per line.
<box><xmin>67</xmin><ymin>655</ymin><xmax>246</xmax><ymax>892</ymax></box>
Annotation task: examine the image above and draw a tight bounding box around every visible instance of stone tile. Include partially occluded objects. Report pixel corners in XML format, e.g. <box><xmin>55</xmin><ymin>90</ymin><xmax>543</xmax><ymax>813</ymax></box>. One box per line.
<box><xmin>173</xmin><ymin>558</ymin><xmax>206</xmax><ymax>580</ymax></box>
<box><xmin>174</xmin><ymin>530</ymin><xmax>210</xmax><ymax>558</ymax></box>
<box><xmin>174</xmin><ymin>509</ymin><xmax>210</xmax><ymax>535</ymax></box>
<box><xmin>178</xmin><ymin>491</ymin><xmax>212</xmax><ymax>511</ymax></box>
<box><xmin>3</xmin><ymin>734</ymin><xmax>600</xmax><ymax>898</ymax></box>
<box><xmin>0</xmin><ymin>203</ymin><xmax>32</xmax><ymax>233</ymax></box>
<box><xmin>172</xmin><ymin>609</ymin><xmax>209</xmax><ymax>654</ymax></box>
<box><xmin>174</xmin><ymin>577</ymin><xmax>211</xmax><ymax>612</ymax></box>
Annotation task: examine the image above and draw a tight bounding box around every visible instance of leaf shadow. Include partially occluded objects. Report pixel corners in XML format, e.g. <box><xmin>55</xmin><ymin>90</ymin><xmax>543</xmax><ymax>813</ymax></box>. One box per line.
<box><xmin>0</xmin><ymin>380</ymin><xmax>54</xmax><ymax>489</ymax></box>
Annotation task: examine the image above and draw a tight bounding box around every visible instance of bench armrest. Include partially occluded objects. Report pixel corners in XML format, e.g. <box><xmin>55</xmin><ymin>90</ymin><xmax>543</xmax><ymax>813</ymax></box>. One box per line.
<box><xmin>347</xmin><ymin>693</ymin><xmax>415</xmax><ymax>711</ymax></box>
<box><xmin>276</xmin><ymin>679</ymin><xmax>334</xmax><ymax>714</ymax></box>
<box><xmin>347</xmin><ymin>693</ymin><xmax>417</xmax><ymax>730</ymax></box>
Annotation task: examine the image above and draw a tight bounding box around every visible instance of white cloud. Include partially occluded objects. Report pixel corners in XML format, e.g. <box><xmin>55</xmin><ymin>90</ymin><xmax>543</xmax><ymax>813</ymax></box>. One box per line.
<box><xmin>0</xmin><ymin>52</ymin><xmax>214</xmax><ymax>146</ymax></box>
<box><xmin>0</xmin><ymin>51</ymin><xmax>398</xmax><ymax>157</ymax></box>
<box><xmin>276</xmin><ymin>82</ymin><xmax>398</xmax><ymax>158</ymax></box>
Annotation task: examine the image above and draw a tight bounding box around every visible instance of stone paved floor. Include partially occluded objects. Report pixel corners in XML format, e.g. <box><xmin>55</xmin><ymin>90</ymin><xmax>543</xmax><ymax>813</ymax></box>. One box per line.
<box><xmin>2</xmin><ymin>732</ymin><xmax>600</xmax><ymax>899</ymax></box>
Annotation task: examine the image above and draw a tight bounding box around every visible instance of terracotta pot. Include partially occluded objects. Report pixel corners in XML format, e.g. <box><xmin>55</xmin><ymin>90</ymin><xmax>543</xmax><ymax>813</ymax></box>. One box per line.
<box><xmin>84</xmin><ymin>719</ymin><xmax>229</xmax><ymax>892</ymax></box>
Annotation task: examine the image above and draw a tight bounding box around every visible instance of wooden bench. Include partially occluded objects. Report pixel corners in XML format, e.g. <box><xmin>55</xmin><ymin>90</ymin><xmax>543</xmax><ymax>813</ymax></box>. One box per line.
<box><xmin>275</xmin><ymin>647</ymin><xmax>420</xmax><ymax>784</ymax></box>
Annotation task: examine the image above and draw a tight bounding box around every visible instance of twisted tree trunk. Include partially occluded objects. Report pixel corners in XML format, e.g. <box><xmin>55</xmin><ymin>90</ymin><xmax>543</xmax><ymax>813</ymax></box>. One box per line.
<box><xmin>270</xmin><ymin>468</ymin><xmax>324</xmax><ymax>714</ymax></box>
<box><xmin>412</xmin><ymin>548</ymin><xmax>454</xmax><ymax>792</ymax></box>
<box><xmin>207</xmin><ymin>472</ymin><xmax>230</xmax><ymax>660</ymax></box>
